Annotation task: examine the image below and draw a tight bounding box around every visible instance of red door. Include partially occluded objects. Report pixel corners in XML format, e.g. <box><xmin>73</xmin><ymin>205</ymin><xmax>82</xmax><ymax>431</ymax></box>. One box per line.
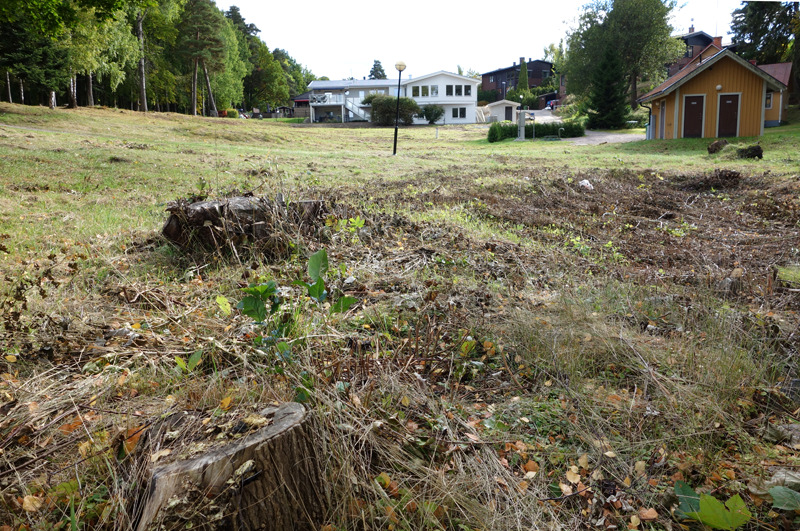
<box><xmin>683</xmin><ymin>96</ymin><xmax>703</xmax><ymax>138</ymax></box>
<box><xmin>718</xmin><ymin>94</ymin><xmax>739</xmax><ymax>137</ymax></box>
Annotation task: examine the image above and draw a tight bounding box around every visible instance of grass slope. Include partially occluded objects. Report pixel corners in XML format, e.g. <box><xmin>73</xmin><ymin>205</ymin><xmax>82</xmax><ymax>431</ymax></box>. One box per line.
<box><xmin>1</xmin><ymin>103</ymin><xmax>800</xmax><ymax>530</ymax></box>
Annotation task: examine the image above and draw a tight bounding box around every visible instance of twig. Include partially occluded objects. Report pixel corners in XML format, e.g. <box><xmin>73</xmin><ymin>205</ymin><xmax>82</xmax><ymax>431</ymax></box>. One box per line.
<box><xmin>539</xmin><ymin>485</ymin><xmax>592</xmax><ymax>502</ymax></box>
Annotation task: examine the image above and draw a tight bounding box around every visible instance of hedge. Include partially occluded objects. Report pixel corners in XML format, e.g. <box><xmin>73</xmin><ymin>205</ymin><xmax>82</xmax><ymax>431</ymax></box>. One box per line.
<box><xmin>487</xmin><ymin>121</ymin><xmax>585</xmax><ymax>142</ymax></box>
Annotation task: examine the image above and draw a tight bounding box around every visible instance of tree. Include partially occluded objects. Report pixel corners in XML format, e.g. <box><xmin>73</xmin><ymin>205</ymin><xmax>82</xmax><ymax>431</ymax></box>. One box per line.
<box><xmin>369</xmin><ymin>60</ymin><xmax>387</xmax><ymax>80</ymax></box>
<box><xmin>564</xmin><ymin>0</ymin><xmax>683</xmax><ymax>108</ymax></box>
<box><xmin>730</xmin><ymin>2</ymin><xmax>797</xmax><ymax>64</ymax></box>
<box><xmin>518</xmin><ymin>59</ymin><xmax>529</xmax><ymax>90</ymax></box>
<box><xmin>586</xmin><ymin>46</ymin><xmax>628</xmax><ymax>129</ymax></box>
<box><xmin>177</xmin><ymin>0</ymin><xmax>226</xmax><ymax>115</ymax></box>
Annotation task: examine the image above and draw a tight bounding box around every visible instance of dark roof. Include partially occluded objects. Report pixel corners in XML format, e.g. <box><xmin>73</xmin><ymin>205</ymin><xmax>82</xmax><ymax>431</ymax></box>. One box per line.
<box><xmin>293</xmin><ymin>91</ymin><xmax>310</xmax><ymax>102</ymax></box>
<box><xmin>758</xmin><ymin>63</ymin><xmax>792</xmax><ymax>86</ymax></box>
<box><xmin>676</xmin><ymin>30</ymin><xmax>713</xmax><ymax>42</ymax></box>
<box><xmin>482</xmin><ymin>59</ymin><xmax>553</xmax><ymax>76</ymax></box>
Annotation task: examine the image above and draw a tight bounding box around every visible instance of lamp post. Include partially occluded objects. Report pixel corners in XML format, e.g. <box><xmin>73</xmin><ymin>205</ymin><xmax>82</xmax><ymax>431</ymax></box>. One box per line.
<box><xmin>502</xmin><ymin>81</ymin><xmax>506</xmax><ymax>99</ymax></box>
<box><xmin>393</xmin><ymin>61</ymin><xmax>406</xmax><ymax>155</ymax></box>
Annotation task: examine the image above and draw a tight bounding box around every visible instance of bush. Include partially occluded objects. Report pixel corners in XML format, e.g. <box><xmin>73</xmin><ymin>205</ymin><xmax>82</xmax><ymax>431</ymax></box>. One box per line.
<box><xmin>421</xmin><ymin>104</ymin><xmax>445</xmax><ymax>124</ymax></box>
<box><xmin>486</xmin><ymin>120</ymin><xmax>585</xmax><ymax>142</ymax></box>
<box><xmin>363</xmin><ymin>94</ymin><xmax>419</xmax><ymax>126</ymax></box>
<box><xmin>228</xmin><ymin>109</ymin><xmax>240</xmax><ymax>118</ymax></box>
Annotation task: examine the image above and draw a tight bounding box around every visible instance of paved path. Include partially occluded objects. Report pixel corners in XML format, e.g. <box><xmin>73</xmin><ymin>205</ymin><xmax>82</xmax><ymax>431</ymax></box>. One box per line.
<box><xmin>563</xmin><ymin>129</ymin><xmax>645</xmax><ymax>145</ymax></box>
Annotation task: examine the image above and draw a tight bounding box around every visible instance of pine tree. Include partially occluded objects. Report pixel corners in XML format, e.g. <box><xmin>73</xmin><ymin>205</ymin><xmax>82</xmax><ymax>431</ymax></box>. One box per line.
<box><xmin>586</xmin><ymin>46</ymin><xmax>628</xmax><ymax>129</ymax></box>
<box><xmin>177</xmin><ymin>0</ymin><xmax>226</xmax><ymax>115</ymax></box>
<box><xmin>369</xmin><ymin>60</ymin><xmax>387</xmax><ymax>80</ymax></box>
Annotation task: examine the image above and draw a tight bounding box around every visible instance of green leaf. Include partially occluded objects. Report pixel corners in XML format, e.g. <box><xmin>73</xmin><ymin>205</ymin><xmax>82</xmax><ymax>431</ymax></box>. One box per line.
<box><xmin>675</xmin><ymin>480</ymin><xmax>701</xmax><ymax>519</ymax></box>
<box><xmin>331</xmin><ymin>296</ymin><xmax>357</xmax><ymax>314</ymax></box>
<box><xmin>237</xmin><ymin>295</ymin><xmax>267</xmax><ymax>322</ymax></box>
<box><xmin>216</xmin><ymin>295</ymin><xmax>231</xmax><ymax>316</ymax></box>
<box><xmin>175</xmin><ymin>356</ymin><xmax>187</xmax><ymax>372</ymax></box>
<box><xmin>685</xmin><ymin>494</ymin><xmax>751</xmax><ymax>530</ymax></box>
<box><xmin>187</xmin><ymin>350</ymin><xmax>203</xmax><ymax>371</ymax></box>
<box><xmin>308</xmin><ymin>249</ymin><xmax>329</xmax><ymax>283</ymax></box>
<box><xmin>770</xmin><ymin>486</ymin><xmax>800</xmax><ymax>511</ymax></box>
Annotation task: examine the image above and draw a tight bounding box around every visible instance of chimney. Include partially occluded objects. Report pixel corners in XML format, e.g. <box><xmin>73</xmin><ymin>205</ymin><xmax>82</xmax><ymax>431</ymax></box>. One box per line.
<box><xmin>713</xmin><ymin>36</ymin><xmax>722</xmax><ymax>48</ymax></box>
<box><xmin>689</xmin><ymin>24</ymin><xmax>694</xmax><ymax>33</ymax></box>
<box><xmin>749</xmin><ymin>59</ymin><xmax>757</xmax><ymax>65</ymax></box>
<box><xmin>513</xmin><ymin>61</ymin><xmax>516</xmax><ymax>66</ymax></box>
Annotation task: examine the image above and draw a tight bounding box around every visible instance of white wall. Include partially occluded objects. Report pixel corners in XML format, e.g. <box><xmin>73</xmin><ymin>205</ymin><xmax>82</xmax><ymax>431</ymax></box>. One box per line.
<box><xmin>405</xmin><ymin>73</ymin><xmax>480</xmax><ymax>124</ymax></box>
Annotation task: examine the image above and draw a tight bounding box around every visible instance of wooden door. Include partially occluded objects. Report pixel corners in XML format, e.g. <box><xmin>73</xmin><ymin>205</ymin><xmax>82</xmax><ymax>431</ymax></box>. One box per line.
<box><xmin>718</xmin><ymin>94</ymin><xmax>739</xmax><ymax>137</ymax></box>
<box><xmin>683</xmin><ymin>95</ymin><xmax>703</xmax><ymax>138</ymax></box>
<box><xmin>505</xmin><ymin>106</ymin><xmax>512</xmax><ymax>121</ymax></box>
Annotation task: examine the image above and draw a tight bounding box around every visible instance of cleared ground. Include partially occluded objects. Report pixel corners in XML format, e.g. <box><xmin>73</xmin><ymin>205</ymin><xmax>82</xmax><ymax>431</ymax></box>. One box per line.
<box><xmin>1</xmin><ymin>103</ymin><xmax>800</xmax><ymax>530</ymax></box>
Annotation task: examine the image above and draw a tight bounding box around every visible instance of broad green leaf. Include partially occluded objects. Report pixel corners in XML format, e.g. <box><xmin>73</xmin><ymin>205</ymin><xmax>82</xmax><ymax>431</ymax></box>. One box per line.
<box><xmin>187</xmin><ymin>350</ymin><xmax>203</xmax><ymax>371</ymax></box>
<box><xmin>237</xmin><ymin>296</ymin><xmax>267</xmax><ymax>322</ymax></box>
<box><xmin>308</xmin><ymin>249</ymin><xmax>329</xmax><ymax>283</ymax></box>
<box><xmin>174</xmin><ymin>357</ymin><xmax>187</xmax><ymax>372</ymax></box>
<box><xmin>674</xmin><ymin>480</ymin><xmax>700</xmax><ymax>518</ymax></box>
<box><xmin>216</xmin><ymin>295</ymin><xmax>231</xmax><ymax>316</ymax></box>
<box><xmin>770</xmin><ymin>486</ymin><xmax>800</xmax><ymax>511</ymax></box>
<box><xmin>307</xmin><ymin>277</ymin><xmax>327</xmax><ymax>302</ymax></box>
<box><xmin>331</xmin><ymin>296</ymin><xmax>358</xmax><ymax>314</ymax></box>
<box><xmin>685</xmin><ymin>493</ymin><xmax>751</xmax><ymax>530</ymax></box>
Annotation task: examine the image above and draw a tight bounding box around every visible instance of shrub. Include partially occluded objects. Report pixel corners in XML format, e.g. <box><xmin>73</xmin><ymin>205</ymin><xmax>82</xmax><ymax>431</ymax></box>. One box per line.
<box><xmin>486</xmin><ymin>120</ymin><xmax>585</xmax><ymax>142</ymax></box>
<box><xmin>363</xmin><ymin>94</ymin><xmax>419</xmax><ymax>126</ymax></box>
<box><xmin>421</xmin><ymin>104</ymin><xmax>445</xmax><ymax>124</ymax></box>
<box><xmin>228</xmin><ymin>109</ymin><xmax>240</xmax><ymax>118</ymax></box>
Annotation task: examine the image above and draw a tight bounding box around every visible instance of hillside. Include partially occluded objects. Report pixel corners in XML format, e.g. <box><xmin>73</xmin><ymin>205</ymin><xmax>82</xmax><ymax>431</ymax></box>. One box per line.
<box><xmin>1</xmin><ymin>104</ymin><xmax>800</xmax><ymax>529</ymax></box>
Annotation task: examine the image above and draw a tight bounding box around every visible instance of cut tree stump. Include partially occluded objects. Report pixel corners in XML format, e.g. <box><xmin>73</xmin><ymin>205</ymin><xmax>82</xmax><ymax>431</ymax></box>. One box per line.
<box><xmin>133</xmin><ymin>402</ymin><xmax>329</xmax><ymax>530</ymax></box>
<box><xmin>162</xmin><ymin>196</ymin><xmax>325</xmax><ymax>254</ymax></box>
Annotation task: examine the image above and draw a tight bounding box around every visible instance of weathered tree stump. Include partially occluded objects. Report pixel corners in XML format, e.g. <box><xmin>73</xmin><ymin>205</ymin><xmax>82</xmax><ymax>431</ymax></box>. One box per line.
<box><xmin>133</xmin><ymin>402</ymin><xmax>329</xmax><ymax>531</ymax></box>
<box><xmin>737</xmin><ymin>144</ymin><xmax>763</xmax><ymax>159</ymax></box>
<box><xmin>162</xmin><ymin>196</ymin><xmax>325</xmax><ymax>254</ymax></box>
<box><xmin>707</xmin><ymin>138</ymin><xmax>728</xmax><ymax>154</ymax></box>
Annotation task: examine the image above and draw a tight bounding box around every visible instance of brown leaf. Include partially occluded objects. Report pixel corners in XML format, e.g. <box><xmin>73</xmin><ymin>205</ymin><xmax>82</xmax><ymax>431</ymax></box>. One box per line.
<box><xmin>638</xmin><ymin>507</ymin><xmax>658</xmax><ymax>521</ymax></box>
<box><xmin>58</xmin><ymin>416</ymin><xmax>83</xmax><ymax>435</ymax></box>
<box><xmin>150</xmin><ymin>448</ymin><xmax>171</xmax><ymax>463</ymax></box>
<box><xmin>523</xmin><ymin>460</ymin><xmax>540</xmax><ymax>473</ymax></box>
<box><xmin>22</xmin><ymin>495</ymin><xmax>43</xmax><ymax>512</ymax></box>
<box><xmin>219</xmin><ymin>396</ymin><xmax>232</xmax><ymax>410</ymax></box>
<box><xmin>124</xmin><ymin>425</ymin><xmax>144</xmax><ymax>454</ymax></box>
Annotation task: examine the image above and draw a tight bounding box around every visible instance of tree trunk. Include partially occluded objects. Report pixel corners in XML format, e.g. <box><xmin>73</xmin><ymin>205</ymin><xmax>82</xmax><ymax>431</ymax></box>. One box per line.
<box><xmin>191</xmin><ymin>58</ymin><xmax>198</xmax><ymax>116</ymax></box>
<box><xmin>49</xmin><ymin>91</ymin><xmax>56</xmax><ymax>109</ymax></box>
<box><xmin>86</xmin><ymin>72</ymin><xmax>94</xmax><ymax>107</ymax></box>
<box><xmin>202</xmin><ymin>60</ymin><xmax>217</xmax><ymax>117</ymax></box>
<box><xmin>5</xmin><ymin>71</ymin><xmax>11</xmax><ymax>103</ymax></box>
<box><xmin>629</xmin><ymin>73</ymin><xmax>638</xmax><ymax>110</ymax></box>
<box><xmin>19</xmin><ymin>79</ymin><xmax>24</xmax><ymax>105</ymax></box>
<box><xmin>136</xmin><ymin>11</ymin><xmax>148</xmax><ymax>112</ymax></box>
<box><xmin>68</xmin><ymin>75</ymin><xmax>77</xmax><ymax>108</ymax></box>
<box><xmin>132</xmin><ymin>403</ymin><xmax>329</xmax><ymax>531</ymax></box>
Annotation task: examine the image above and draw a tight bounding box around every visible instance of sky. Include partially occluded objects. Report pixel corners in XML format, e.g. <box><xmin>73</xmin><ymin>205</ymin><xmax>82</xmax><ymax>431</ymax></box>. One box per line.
<box><xmin>223</xmin><ymin>0</ymin><xmax>744</xmax><ymax>81</ymax></box>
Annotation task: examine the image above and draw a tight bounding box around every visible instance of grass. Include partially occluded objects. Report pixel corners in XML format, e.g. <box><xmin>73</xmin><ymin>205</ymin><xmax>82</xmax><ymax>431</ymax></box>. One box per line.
<box><xmin>1</xmin><ymin>103</ymin><xmax>800</xmax><ymax>530</ymax></box>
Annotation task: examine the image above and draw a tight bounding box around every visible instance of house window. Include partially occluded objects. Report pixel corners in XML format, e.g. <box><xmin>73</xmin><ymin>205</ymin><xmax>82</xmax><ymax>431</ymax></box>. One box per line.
<box><xmin>489</xmin><ymin>75</ymin><xmax>494</xmax><ymax>82</ymax></box>
<box><xmin>685</xmin><ymin>45</ymin><xmax>693</xmax><ymax>58</ymax></box>
<box><xmin>452</xmin><ymin>107</ymin><xmax>465</xmax><ymax>118</ymax></box>
<box><xmin>464</xmin><ymin>85</ymin><xmax>471</xmax><ymax>97</ymax></box>
<box><xmin>421</xmin><ymin>86</ymin><xmax>429</xmax><ymax>97</ymax></box>
<box><xmin>431</xmin><ymin>85</ymin><xmax>438</xmax><ymax>97</ymax></box>
<box><xmin>412</xmin><ymin>86</ymin><xmax>420</xmax><ymax>97</ymax></box>
<box><xmin>542</xmin><ymin>70</ymin><xmax>550</xmax><ymax>79</ymax></box>
<box><xmin>765</xmin><ymin>92</ymin><xmax>773</xmax><ymax>109</ymax></box>
<box><xmin>452</xmin><ymin>108</ymin><xmax>458</xmax><ymax>118</ymax></box>
<box><xmin>455</xmin><ymin>85</ymin><xmax>463</xmax><ymax>96</ymax></box>
<box><xmin>446</xmin><ymin>85</ymin><xmax>453</xmax><ymax>96</ymax></box>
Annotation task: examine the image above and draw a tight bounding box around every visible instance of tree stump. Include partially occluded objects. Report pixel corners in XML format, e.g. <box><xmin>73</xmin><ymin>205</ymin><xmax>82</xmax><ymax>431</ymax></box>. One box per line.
<box><xmin>133</xmin><ymin>402</ymin><xmax>329</xmax><ymax>530</ymax></box>
<box><xmin>161</xmin><ymin>196</ymin><xmax>325</xmax><ymax>255</ymax></box>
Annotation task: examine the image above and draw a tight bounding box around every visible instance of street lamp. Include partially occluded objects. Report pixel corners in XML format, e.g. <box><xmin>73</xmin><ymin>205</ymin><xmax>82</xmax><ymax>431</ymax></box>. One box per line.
<box><xmin>502</xmin><ymin>81</ymin><xmax>506</xmax><ymax>99</ymax></box>
<box><xmin>393</xmin><ymin>61</ymin><xmax>406</xmax><ymax>155</ymax></box>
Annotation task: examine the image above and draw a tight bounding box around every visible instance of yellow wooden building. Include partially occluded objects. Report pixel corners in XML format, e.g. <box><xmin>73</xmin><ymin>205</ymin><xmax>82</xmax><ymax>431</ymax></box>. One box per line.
<box><xmin>639</xmin><ymin>49</ymin><xmax>786</xmax><ymax>139</ymax></box>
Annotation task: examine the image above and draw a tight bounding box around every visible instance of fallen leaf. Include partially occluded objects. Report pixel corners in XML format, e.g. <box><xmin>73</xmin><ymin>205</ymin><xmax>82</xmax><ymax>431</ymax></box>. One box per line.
<box><xmin>150</xmin><ymin>448</ymin><xmax>172</xmax><ymax>463</ymax></box>
<box><xmin>559</xmin><ymin>482</ymin><xmax>573</xmax><ymax>496</ymax></box>
<box><xmin>400</xmin><ymin>395</ymin><xmax>410</xmax><ymax>407</ymax></box>
<box><xmin>604</xmin><ymin>450</ymin><xmax>617</xmax><ymax>458</ymax></box>
<box><xmin>517</xmin><ymin>480</ymin><xmax>529</xmax><ymax>492</ymax></box>
<box><xmin>638</xmin><ymin>507</ymin><xmax>658</xmax><ymax>521</ymax></box>
<box><xmin>404</xmin><ymin>501</ymin><xmax>418</xmax><ymax>513</ymax></box>
<box><xmin>241</xmin><ymin>414</ymin><xmax>269</xmax><ymax>428</ymax></box>
<box><xmin>22</xmin><ymin>495</ymin><xmax>43</xmax><ymax>512</ymax></box>
<box><xmin>523</xmin><ymin>460</ymin><xmax>540</xmax><ymax>473</ymax></box>
<box><xmin>58</xmin><ymin>417</ymin><xmax>83</xmax><ymax>435</ymax></box>
<box><xmin>4</xmin><ymin>356</ymin><xmax>16</xmax><ymax>363</ymax></box>
<box><xmin>578</xmin><ymin>454</ymin><xmax>589</xmax><ymax>468</ymax></box>
<box><xmin>465</xmin><ymin>432</ymin><xmax>481</xmax><ymax>442</ymax></box>
<box><xmin>566</xmin><ymin>470</ymin><xmax>581</xmax><ymax>483</ymax></box>
<box><xmin>629</xmin><ymin>514</ymin><xmax>640</xmax><ymax>528</ymax></box>
<box><xmin>635</xmin><ymin>460</ymin><xmax>647</xmax><ymax>475</ymax></box>
<box><xmin>124</xmin><ymin>425</ymin><xmax>144</xmax><ymax>454</ymax></box>
<box><xmin>219</xmin><ymin>396</ymin><xmax>232</xmax><ymax>410</ymax></box>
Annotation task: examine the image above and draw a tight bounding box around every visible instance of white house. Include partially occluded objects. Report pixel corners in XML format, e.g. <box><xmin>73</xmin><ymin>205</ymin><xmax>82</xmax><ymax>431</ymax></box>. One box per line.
<box><xmin>485</xmin><ymin>99</ymin><xmax>524</xmax><ymax>122</ymax></box>
<box><xmin>307</xmin><ymin>71</ymin><xmax>481</xmax><ymax>125</ymax></box>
